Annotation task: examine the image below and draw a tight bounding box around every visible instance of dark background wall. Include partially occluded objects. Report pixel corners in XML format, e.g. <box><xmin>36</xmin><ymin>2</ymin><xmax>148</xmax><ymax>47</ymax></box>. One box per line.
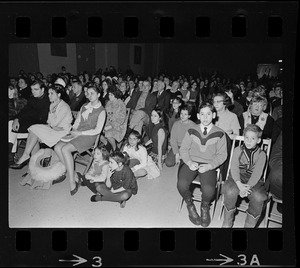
<box><xmin>144</xmin><ymin>43</ymin><xmax>154</xmax><ymax>77</ymax></box>
<box><xmin>9</xmin><ymin>43</ymin><xmax>282</xmax><ymax>79</ymax></box>
<box><xmin>160</xmin><ymin>43</ymin><xmax>282</xmax><ymax>79</ymax></box>
<box><xmin>118</xmin><ymin>43</ymin><xmax>130</xmax><ymax>74</ymax></box>
<box><xmin>76</xmin><ymin>43</ymin><xmax>96</xmax><ymax>75</ymax></box>
<box><xmin>9</xmin><ymin>44</ymin><xmax>40</xmax><ymax>76</ymax></box>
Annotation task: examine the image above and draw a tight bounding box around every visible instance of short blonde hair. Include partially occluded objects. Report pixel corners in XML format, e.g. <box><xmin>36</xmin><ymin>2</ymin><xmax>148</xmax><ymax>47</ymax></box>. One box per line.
<box><xmin>243</xmin><ymin>124</ymin><xmax>263</xmax><ymax>138</ymax></box>
<box><xmin>250</xmin><ymin>95</ymin><xmax>268</xmax><ymax>111</ymax></box>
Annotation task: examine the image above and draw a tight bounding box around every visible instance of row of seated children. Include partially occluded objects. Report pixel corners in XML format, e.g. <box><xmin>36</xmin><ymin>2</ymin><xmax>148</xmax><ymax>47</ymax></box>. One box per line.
<box><xmin>79</xmin><ymin>99</ymin><xmax>269</xmax><ymax>229</ymax></box>
<box><xmin>77</xmin><ymin>144</ymin><xmax>137</xmax><ymax>208</ymax></box>
<box><xmin>128</xmin><ymin>100</ymin><xmax>270</xmax><ymax>228</ymax></box>
<box><xmin>172</xmin><ymin>101</ymin><xmax>270</xmax><ymax>228</ymax></box>
<box><xmin>77</xmin><ymin>129</ymin><xmax>162</xmax><ymax>207</ymax></box>
<box><xmin>74</xmin><ymin>104</ymin><xmax>186</xmax><ymax>208</ymax></box>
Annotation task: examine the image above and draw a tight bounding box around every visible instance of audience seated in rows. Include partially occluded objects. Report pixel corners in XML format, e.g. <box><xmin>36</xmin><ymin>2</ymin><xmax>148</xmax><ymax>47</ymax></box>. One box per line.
<box><xmin>9</xmin><ymin>67</ymin><xmax>284</xmax><ymax>227</ymax></box>
<box><xmin>126</xmin><ymin>80</ymin><xmax>156</xmax><ymax>135</ymax></box>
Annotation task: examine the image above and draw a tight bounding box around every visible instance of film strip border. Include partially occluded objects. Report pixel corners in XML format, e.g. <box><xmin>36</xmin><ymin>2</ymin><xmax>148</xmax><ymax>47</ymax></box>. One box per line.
<box><xmin>0</xmin><ymin>2</ymin><xmax>297</xmax><ymax>41</ymax></box>
<box><xmin>13</xmin><ymin>14</ymin><xmax>283</xmax><ymax>39</ymax></box>
<box><xmin>8</xmin><ymin>229</ymin><xmax>290</xmax><ymax>266</ymax></box>
<box><xmin>0</xmin><ymin>1</ymin><xmax>297</xmax><ymax>267</ymax></box>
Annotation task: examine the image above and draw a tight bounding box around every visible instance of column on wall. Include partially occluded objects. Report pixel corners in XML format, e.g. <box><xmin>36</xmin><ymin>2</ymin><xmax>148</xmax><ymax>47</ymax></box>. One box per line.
<box><xmin>118</xmin><ymin>43</ymin><xmax>130</xmax><ymax>75</ymax></box>
<box><xmin>76</xmin><ymin>43</ymin><xmax>96</xmax><ymax>75</ymax></box>
<box><xmin>151</xmin><ymin>43</ymin><xmax>163</xmax><ymax>77</ymax></box>
<box><xmin>95</xmin><ymin>43</ymin><xmax>118</xmax><ymax>74</ymax></box>
<box><xmin>129</xmin><ymin>44</ymin><xmax>145</xmax><ymax>76</ymax></box>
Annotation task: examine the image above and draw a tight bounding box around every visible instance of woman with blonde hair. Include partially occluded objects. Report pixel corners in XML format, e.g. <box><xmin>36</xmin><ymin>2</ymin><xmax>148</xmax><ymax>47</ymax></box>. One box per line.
<box><xmin>239</xmin><ymin>95</ymin><xmax>274</xmax><ymax>140</ymax></box>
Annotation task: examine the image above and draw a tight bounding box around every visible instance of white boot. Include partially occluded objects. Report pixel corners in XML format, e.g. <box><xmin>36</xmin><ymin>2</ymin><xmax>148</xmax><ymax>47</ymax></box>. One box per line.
<box><xmin>222</xmin><ymin>207</ymin><xmax>236</xmax><ymax>228</ymax></box>
<box><xmin>244</xmin><ymin>212</ymin><xmax>259</xmax><ymax>228</ymax></box>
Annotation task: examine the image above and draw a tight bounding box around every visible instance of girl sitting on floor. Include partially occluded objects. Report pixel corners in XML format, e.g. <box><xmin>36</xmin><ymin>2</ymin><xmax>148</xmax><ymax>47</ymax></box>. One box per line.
<box><xmin>90</xmin><ymin>151</ymin><xmax>138</xmax><ymax>208</ymax></box>
<box><xmin>122</xmin><ymin>130</ymin><xmax>161</xmax><ymax>180</ymax></box>
<box><xmin>122</xmin><ymin>130</ymin><xmax>148</xmax><ymax>179</ymax></box>
<box><xmin>78</xmin><ymin>143</ymin><xmax>110</xmax><ymax>194</ymax></box>
<box><xmin>144</xmin><ymin>108</ymin><xmax>168</xmax><ymax>171</ymax></box>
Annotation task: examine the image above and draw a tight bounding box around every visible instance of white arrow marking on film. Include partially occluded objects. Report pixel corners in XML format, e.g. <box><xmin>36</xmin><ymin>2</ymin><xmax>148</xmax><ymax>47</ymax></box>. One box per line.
<box><xmin>59</xmin><ymin>254</ymin><xmax>87</xmax><ymax>266</ymax></box>
<box><xmin>206</xmin><ymin>254</ymin><xmax>234</xmax><ymax>266</ymax></box>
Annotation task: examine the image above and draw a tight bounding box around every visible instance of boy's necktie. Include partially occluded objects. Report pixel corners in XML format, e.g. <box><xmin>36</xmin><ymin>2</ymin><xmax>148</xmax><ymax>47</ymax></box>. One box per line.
<box><xmin>203</xmin><ymin>127</ymin><xmax>207</xmax><ymax>135</ymax></box>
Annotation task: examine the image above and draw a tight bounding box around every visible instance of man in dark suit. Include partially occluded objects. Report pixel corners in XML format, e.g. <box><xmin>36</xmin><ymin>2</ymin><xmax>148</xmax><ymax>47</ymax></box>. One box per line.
<box><xmin>153</xmin><ymin>80</ymin><xmax>171</xmax><ymax>112</ymax></box>
<box><xmin>68</xmin><ymin>77</ymin><xmax>87</xmax><ymax>113</ymax></box>
<box><xmin>125</xmin><ymin>78</ymin><xmax>139</xmax><ymax>106</ymax></box>
<box><xmin>126</xmin><ymin>80</ymin><xmax>157</xmax><ymax>134</ymax></box>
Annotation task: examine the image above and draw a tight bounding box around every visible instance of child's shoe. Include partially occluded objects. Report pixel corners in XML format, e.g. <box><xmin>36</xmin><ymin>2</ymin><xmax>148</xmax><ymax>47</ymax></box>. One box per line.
<box><xmin>200</xmin><ymin>201</ymin><xmax>211</xmax><ymax>227</ymax></box>
<box><xmin>244</xmin><ymin>212</ymin><xmax>259</xmax><ymax>228</ymax></box>
<box><xmin>185</xmin><ymin>198</ymin><xmax>201</xmax><ymax>225</ymax></box>
<box><xmin>76</xmin><ymin>172</ymin><xmax>86</xmax><ymax>186</ymax></box>
<box><xmin>90</xmin><ymin>194</ymin><xmax>102</xmax><ymax>202</ymax></box>
<box><xmin>222</xmin><ymin>207</ymin><xmax>236</xmax><ymax>228</ymax></box>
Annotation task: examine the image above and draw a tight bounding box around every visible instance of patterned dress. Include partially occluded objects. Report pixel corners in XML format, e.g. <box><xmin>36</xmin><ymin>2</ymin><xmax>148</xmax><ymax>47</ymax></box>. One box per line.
<box><xmin>104</xmin><ymin>99</ymin><xmax>127</xmax><ymax>142</ymax></box>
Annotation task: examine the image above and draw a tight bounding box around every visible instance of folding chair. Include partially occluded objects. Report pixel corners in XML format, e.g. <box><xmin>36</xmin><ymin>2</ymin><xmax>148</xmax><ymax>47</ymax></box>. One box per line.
<box><xmin>116</xmin><ymin>108</ymin><xmax>131</xmax><ymax>150</ymax></box>
<box><xmin>9</xmin><ymin>119</ymin><xmax>29</xmax><ymax>154</ymax></box>
<box><xmin>218</xmin><ymin>136</ymin><xmax>272</xmax><ymax>223</ymax></box>
<box><xmin>178</xmin><ymin>168</ymin><xmax>221</xmax><ymax>220</ymax></box>
<box><xmin>73</xmin><ymin>133</ymin><xmax>101</xmax><ymax>175</ymax></box>
<box><xmin>11</xmin><ymin>133</ymin><xmax>29</xmax><ymax>153</ymax></box>
<box><xmin>264</xmin><ymin>193</ymin><xmax>282</xmax><ymax>227</ymax></box>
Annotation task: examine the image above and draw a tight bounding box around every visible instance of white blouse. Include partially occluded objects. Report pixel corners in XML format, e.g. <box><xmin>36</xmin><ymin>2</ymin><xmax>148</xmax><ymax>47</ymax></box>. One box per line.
<box><xmin>47</xmin><ymin>100</ymin><xmax>72</xmax><ymax>131</ymax></box>
<box><xmin>123</xmin><ymin>144</ymin><xmax>148</xmax><ymax>171</ymax></box>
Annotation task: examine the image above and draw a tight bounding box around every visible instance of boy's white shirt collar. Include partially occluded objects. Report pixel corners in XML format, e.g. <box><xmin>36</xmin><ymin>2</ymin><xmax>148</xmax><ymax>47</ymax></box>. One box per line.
<box><xmin>200</xmin><ymin>123</ymin><xmax>213</xmax><ymax>134</ymax></box>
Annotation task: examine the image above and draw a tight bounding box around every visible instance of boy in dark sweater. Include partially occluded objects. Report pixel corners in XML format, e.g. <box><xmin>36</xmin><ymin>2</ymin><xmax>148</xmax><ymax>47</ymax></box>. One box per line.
<box><xmin>221</xmin><ymin>124</ymin><xmax>268</xmax><ymax>228</ymax></box>
<box><xmin>178</xmin><ymin>102</ymin><xmax>227</xmax><ymax>227</ymax></box>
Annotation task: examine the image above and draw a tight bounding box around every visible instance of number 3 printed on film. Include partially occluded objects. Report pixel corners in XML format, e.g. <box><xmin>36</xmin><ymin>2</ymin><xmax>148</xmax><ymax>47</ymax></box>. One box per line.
<box><xmin>59</xmin><ymin>255</ymin><xmax>102</xmax><ymax>267</ymax></box>
<box><xmin>92</xmin><ymin>256</ymin><xmax>102</xmax><ymax>267</ymax></box>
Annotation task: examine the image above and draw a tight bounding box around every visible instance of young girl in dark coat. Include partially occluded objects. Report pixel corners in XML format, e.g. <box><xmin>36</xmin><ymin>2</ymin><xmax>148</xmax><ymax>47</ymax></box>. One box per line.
<box><xmin>90</xmin><ymin>151</ymin><xmax>138</xmax><ymax>208</ymax></box>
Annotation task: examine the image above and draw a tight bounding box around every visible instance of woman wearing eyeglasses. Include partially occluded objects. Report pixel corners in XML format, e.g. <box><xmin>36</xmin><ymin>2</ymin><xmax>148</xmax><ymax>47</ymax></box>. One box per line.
<box><xmin>212</xmin><ymin>92</ymin><xmax>241</xmax><ymax>181</ymax></box>
<box><xmin>213</xmin><ymin>92</ymin><xmax>240</xmax><ymax>140</ymax></box>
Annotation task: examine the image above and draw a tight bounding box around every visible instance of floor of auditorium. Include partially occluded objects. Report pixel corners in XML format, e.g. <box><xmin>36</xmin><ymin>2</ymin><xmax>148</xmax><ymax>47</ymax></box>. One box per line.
<box><xmin>8</xmin><ymin>148</ymin><xmax>281</xmax><ymax>229</ymax></box>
